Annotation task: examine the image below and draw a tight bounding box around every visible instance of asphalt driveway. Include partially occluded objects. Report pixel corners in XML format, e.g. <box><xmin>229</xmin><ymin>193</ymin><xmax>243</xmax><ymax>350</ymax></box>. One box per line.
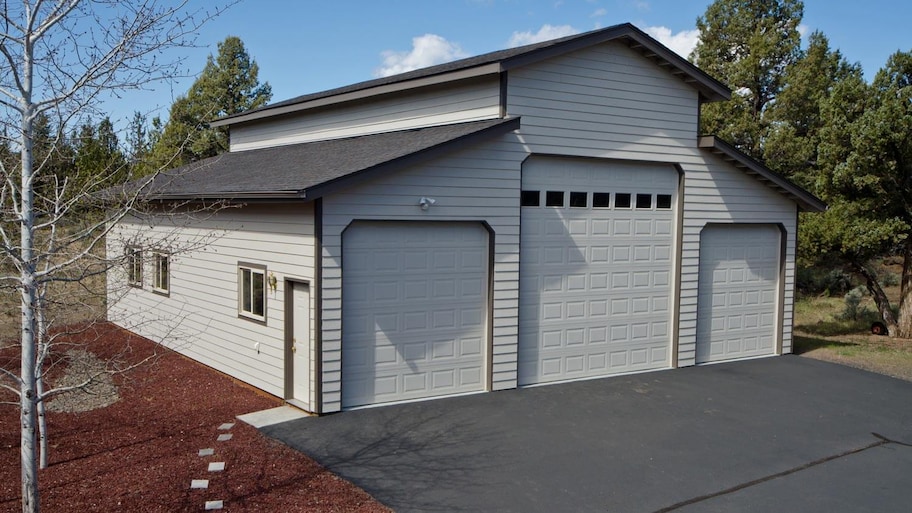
<box><xmin>261</xmin><ymin>356</ymin><xmax>912</xmax><ymax>512</ymax></box>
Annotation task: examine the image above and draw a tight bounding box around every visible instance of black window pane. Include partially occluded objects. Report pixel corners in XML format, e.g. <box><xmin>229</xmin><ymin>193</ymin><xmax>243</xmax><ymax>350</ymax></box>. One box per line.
<box><xmin>569</xmin><ymin>192</ymin><xmax>587</xmax><ymax>208</ymax></box>
<box><xmin>160</xmin><ymin>256</ymin><xmax>169</xmax><ymax>290</ymax></box>
<box><xmin>615</xmin><ymin>193</ymin><xmax>631</xmax><ymax>208</ymax></box>
<box><xmin>242</xmin><ymin>269</ymin><xmax>252</xmax><ymax>312</ymax></box>
<box><xmin>520</xmin><ymin>190</ymin><xmax>540</xmax><ymax>206</ymax></box>
<box><xmin>593</xmin><ymin>192</ymin><xmax>610</xmax><ymax>208</ymax></box>
<box><xmin>636</xmin><ymin>194</ymin><xmax>652</xmax><ymax>209</ymax></box>
<box><xmin>657</xmin><ymin>194</ymin><xmax>672</xmax><ymax>209</ymax></box>
<box><xmin>545</xmin><ymin>191</ymin><xmax>564</xmax><ymax>207</ymax></box>
<box><xmin>252</xmin><ymin>271</ymin><xmax>265</xmax><ymax>316</ymax></box>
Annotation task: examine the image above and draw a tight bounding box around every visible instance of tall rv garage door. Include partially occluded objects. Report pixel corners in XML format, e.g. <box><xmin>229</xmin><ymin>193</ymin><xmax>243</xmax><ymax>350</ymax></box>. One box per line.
<box><xmin>696</xmin><ymin>224</ymin><xmax>781</xmax><ymax>364</ymax></box>
<box><xmin>518</xmin><ymin>157</ymin><xmax>677</xmax><ymax>386</ymax></box>
<box><xmin>342</xmin><ymin>221</ymin><xmax>488</xmax><ymax>408</ymax></box>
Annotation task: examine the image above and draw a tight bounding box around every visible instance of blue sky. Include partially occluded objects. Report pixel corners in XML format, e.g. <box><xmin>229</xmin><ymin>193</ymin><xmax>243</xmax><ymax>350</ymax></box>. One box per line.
<box><xmin>103</xmin><ymin>0</ymin><xmax>911</xmax><ymax>131</ymax></box>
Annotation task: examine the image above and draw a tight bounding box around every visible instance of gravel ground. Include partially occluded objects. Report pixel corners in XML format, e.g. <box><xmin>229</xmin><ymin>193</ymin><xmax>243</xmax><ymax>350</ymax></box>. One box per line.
<box><xmin>46</xmin><ymin>349</ymin><xmax>120</xmax><ymax>413</ymax></box>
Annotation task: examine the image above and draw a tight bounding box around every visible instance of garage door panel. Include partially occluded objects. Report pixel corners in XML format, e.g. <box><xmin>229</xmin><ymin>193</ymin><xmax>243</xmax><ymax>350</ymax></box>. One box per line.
<box><xmin>342</xmin><ymin>222</ymin><xmax>488</xmax><ymax>408</ymax></box>
<box><xmin>519</xmin><ymin>157</ymin><xmax>677</xmax><ymax>385</ymax></box>
<box><xmin>696</xmin><ymin>225</ymin><xmax>780</xmax><ymax>364</ymax></box>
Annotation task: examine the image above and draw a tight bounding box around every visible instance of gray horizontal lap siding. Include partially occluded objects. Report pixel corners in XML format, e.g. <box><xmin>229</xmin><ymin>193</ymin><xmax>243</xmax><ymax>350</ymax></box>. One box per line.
<box><xmin>505</xmin><ymin>41</ymin><xmax>797</xmax><ymax>368</ymax></box>
<box><xmin>107</xmin><ymin>204</ymin><xmax>316</xmax><ymax>397</ymax></box>
<box><xmin>320</xmin><ymin>137</ymin><xmax>524</xmax><ymax>412</ymax></box>
<box><xmin>230</xmin><ymin>78</ymin><xmax>502</xmax><ymax>152</ymax></box>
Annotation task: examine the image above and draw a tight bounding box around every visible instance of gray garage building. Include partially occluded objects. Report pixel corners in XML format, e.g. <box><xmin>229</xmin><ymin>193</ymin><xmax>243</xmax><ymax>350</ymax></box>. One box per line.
<box><xmin>108</xmin><ymin>23</ymin><xmax>825</xmax><ymax>413</ymax></box>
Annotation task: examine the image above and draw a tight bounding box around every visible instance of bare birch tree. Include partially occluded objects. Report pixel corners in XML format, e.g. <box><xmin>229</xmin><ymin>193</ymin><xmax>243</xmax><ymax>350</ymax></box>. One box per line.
<box><xmin>0</xmin><ymin>2</ymin><xmax>234</xmax><ymax>512</ymax></box>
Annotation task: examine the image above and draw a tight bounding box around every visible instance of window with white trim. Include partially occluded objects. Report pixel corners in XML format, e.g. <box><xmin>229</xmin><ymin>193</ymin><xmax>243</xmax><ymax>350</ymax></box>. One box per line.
<box><xmin>238</xmin><ymin>263</ymin><xmax>266</xmax><ymax>322</ymax></box>
<box><xmin>152</xmin><ymin>252</ymin><xmax>169</xmax><ymax>295</ymax></box>
<box><xmin>126</xmin><ymin>247</ymin><xmax>142</xmax><ymax>287</ymax></box>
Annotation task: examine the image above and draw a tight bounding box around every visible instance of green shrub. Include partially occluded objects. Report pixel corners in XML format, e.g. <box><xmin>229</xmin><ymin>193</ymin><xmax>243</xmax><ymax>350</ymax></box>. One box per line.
<box><xmin>879</xmin><ymin>270</ymin><xmax>900</xmax><ymax>287</ymax></box>
<box><xmin>797</xmin><ymin>267</ymin><xmax>854</xmax><ymax>296</ymax></box>
<box><xmin>841</xmin><ymin>285</ymin><xmax>868</xmax><ymax>321</ymax></box>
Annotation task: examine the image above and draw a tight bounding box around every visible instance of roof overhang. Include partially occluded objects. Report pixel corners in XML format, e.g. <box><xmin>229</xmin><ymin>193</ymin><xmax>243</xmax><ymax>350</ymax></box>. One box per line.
<box><xmin>698</xmin><ymin>135</ymin><xmax>827</xmax><ymax>212</ymax></box>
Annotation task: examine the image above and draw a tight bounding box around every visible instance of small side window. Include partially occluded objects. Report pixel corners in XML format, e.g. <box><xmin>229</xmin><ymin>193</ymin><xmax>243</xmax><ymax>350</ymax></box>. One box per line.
<box><xmin>152</xmin><ymin>252</ymin><xmax>169</xmax><ymax>295</ymax></box>
<box><xmin>545</xmin><ymin>191</ymin><xmax>565</xmax><ymax>207</ymax></box>
<box><xmin>126</xmin><ymin>247</ymin><xmax>142</xmax><ymax>288</ymax></box>
<box><xmin>593</xmin><ymin>193</ymin><xmax>611</xmax><ymax>208</ymax></box>
<box><xmin>239</xmin><ymin>263</ymin><xmax>267</xmax><ymax>323</ymax></box>
<box><xmin>657</xmin><ymin>194</ymin><xmax>673</xmax><ymax>209</ymax></box>
<box><xmin>615</xmin><ymin>193</ymin><xmax>631</xmax><ymax>209</ymax></box>
<box><xmin>569</xmin><ymin>192</ymin><xmax>588</xmax><ymax>208</ymax></box>
<box><xmin>521</xmin><ymin>190</ymin><xmax>541</xmax><ymax>207</ymax></box>
<box><xmin>636</xmin><ymin>194</ymin><xmax>652</xmax><ymax>209</ymax></box>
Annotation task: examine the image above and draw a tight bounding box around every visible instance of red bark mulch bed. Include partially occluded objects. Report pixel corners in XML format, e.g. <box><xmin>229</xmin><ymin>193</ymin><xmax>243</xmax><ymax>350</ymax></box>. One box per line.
<box><xmin>0</xmin><ymin>323</ymin><xmax>391</xmax><ymax>512</ymax></box>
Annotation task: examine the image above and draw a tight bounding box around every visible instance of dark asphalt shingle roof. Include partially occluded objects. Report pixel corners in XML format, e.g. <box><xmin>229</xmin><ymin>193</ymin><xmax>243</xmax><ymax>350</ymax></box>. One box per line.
<box><xmin>140</xmin><ymin>118</ymin><xmax>520</xmax><ymax>200</ymax></box>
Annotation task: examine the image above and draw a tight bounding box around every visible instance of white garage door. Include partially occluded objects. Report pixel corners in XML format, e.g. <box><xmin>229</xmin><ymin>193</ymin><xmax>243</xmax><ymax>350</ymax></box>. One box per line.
<box><xmin>696</xmin><ymin>224</ymin><xmax>780</xmax><ymax>364</ymax></box>
<box><xmin>342</xmin><ymin>221</ymin><xmax>488</xmax><ymax>408</ymax></box>
<box><xmin>518</xmin><ymin>157</ymin><xmax>677</xmax><ymax>386</ymax></box>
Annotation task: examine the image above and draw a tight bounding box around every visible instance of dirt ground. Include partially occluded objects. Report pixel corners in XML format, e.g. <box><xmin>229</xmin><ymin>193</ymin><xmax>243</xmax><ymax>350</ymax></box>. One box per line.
<box><xmin>0</xmin><ymin>323</ymin><xmax>390</xmax><ymax>513</ymax></box>
<box><xmin>794</xmin><ymin>332</ymin><xmax>912</xmax><ymax>382</ymax></box>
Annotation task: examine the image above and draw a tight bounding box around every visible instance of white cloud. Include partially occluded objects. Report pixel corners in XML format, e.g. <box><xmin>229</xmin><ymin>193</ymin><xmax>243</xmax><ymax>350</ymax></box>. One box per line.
<box><xmin>643</xmin><ymin>26</ymin><xmax>700</xmax><ymax>58</ymax></box>
<box><xmin>797</xmin><ymin>23</ymin><xmax>809</xmax><ymax>37</ymax></box>
<box><xmin>374</xmin><ymin>34</ymin><xmax>469</xmax><ymax>78</ymax></box>
<box><xmin>591</xmin><ymin>8</ymin><xmax>607</xmax><ymax>17</ymax></box>
<box><xmin>508</xmin><ymin>24</ymin><xmax>580</xmax><ymax>48</ymax></box>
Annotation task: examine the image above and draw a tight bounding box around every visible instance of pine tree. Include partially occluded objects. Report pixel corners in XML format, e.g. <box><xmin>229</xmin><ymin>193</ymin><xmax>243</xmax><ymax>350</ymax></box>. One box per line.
<box><xmin>149</xmin><ymin>36</ymin><xmax>272</xmax><ymax>169</ymax></box>
<box><xmin>692</xmin><ymin>0</ymin><xmax>804</xmax><ymax>159</ymax></box>
<box><xmin>764</xmin><ymin>31</ymin><xmax>862</xmax><ymax>187</ymax></box>
<box><xmin>802</xmin><ymin>50</ymin><xmax>912</xmax><ymax>336</ymax></box>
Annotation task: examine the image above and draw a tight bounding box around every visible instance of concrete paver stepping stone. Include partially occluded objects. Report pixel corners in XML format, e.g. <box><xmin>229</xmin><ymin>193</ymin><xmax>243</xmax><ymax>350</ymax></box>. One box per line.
<box><xmin>208</xmin><ymin>462</ymin><xmax>226</xmax><ymax>472</ymax></box>
<box><xmin>198</xmin><ymin>448</ymin><xmax>214</xmax><ymax>457</ymax></box>
<box><xmin>217</xmin><ymin>433</ymin><xmax>233</xmax><ymax>442</ymax></box>
<box><xmin>190</xmin><ymin>479</ymin><xmax>209</xmax><ymax>489</ymax></box>
<box><xmin>218</xmin><ymin>422</ymin><xmax>235</xmax><ymax>431</ymax></box>
<box><xmin>204</xmin><ymin>500</ymin><xmax>224</xmax><ymax>510</ymax></box>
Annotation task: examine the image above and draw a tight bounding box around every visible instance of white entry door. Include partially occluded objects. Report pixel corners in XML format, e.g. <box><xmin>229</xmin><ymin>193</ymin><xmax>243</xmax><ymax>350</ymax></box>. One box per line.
<box><xmin>291</xmin><ymin>282</ymin><xmax>310</xmax><ymax>406</ymax></box>
<box><xmin>519</xmin><ymin>157</ymin><xmax>677</xmax><ymax>385</ymax></box>
<box><xmin>696</xmin><ymin>225</ymin><xmax>781</xmax><ymax>363</ymax></box>
<box><xmin>342</xmin><ymin>221</ymin><xmax>488</xmax><ymax>408</ymax></box>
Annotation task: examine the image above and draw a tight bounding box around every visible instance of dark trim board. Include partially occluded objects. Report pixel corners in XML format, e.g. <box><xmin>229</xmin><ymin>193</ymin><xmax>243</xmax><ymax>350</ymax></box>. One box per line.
<box><xmin>671</xmin><ymin>164</ymin><xmax>686</xmax><ymax>368</ymax></box>
<box><xmin>314</xmin><ymin>198</ymin><xmax>324</xmax><ymax>414</ymax></box>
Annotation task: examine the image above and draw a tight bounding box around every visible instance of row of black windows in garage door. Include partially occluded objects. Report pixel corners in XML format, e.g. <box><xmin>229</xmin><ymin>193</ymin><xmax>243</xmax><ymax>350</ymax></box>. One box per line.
<box><xmin>521</xmin><ymin>190</ymin><xmax>673</xmax><ymax>210</ymax></box>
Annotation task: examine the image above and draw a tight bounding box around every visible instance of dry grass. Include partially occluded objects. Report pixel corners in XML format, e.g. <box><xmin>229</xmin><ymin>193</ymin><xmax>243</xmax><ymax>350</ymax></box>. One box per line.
<box><xmin>794</xmin><ymin>281</ymin><xmax>912</xmax><ymax>382</ymax></box>
<box><xmin>0</xmin><ymin>275</ymin><xmax>106</xmax><ymax>347</ymax></box>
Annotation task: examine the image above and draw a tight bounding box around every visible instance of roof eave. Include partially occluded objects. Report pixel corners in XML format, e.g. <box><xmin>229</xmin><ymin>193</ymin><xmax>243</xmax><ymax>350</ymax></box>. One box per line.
<box><xmin>144</xmin><ymin>190</ymin><xmax>306</xmax><ymax>202</ymax></box>
<box><xmin>697</xmin><ymin>135</ymin><xmax>827</xmax><ymax>212</ymax></box>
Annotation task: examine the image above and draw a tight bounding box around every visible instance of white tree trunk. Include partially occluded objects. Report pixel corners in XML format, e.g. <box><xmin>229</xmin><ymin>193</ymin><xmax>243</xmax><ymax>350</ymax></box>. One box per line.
<box><xmin>20</xmin><ymin>97</ymin><xmax>41</xmax><ymax>512</ymax></box>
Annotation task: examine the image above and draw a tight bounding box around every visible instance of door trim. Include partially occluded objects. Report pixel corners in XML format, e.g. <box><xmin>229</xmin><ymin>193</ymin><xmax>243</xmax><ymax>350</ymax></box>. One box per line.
<box><xmin>284</xmin><ymin>278</ymin><xmax>311</xmax><ymax>410</ymax></box>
